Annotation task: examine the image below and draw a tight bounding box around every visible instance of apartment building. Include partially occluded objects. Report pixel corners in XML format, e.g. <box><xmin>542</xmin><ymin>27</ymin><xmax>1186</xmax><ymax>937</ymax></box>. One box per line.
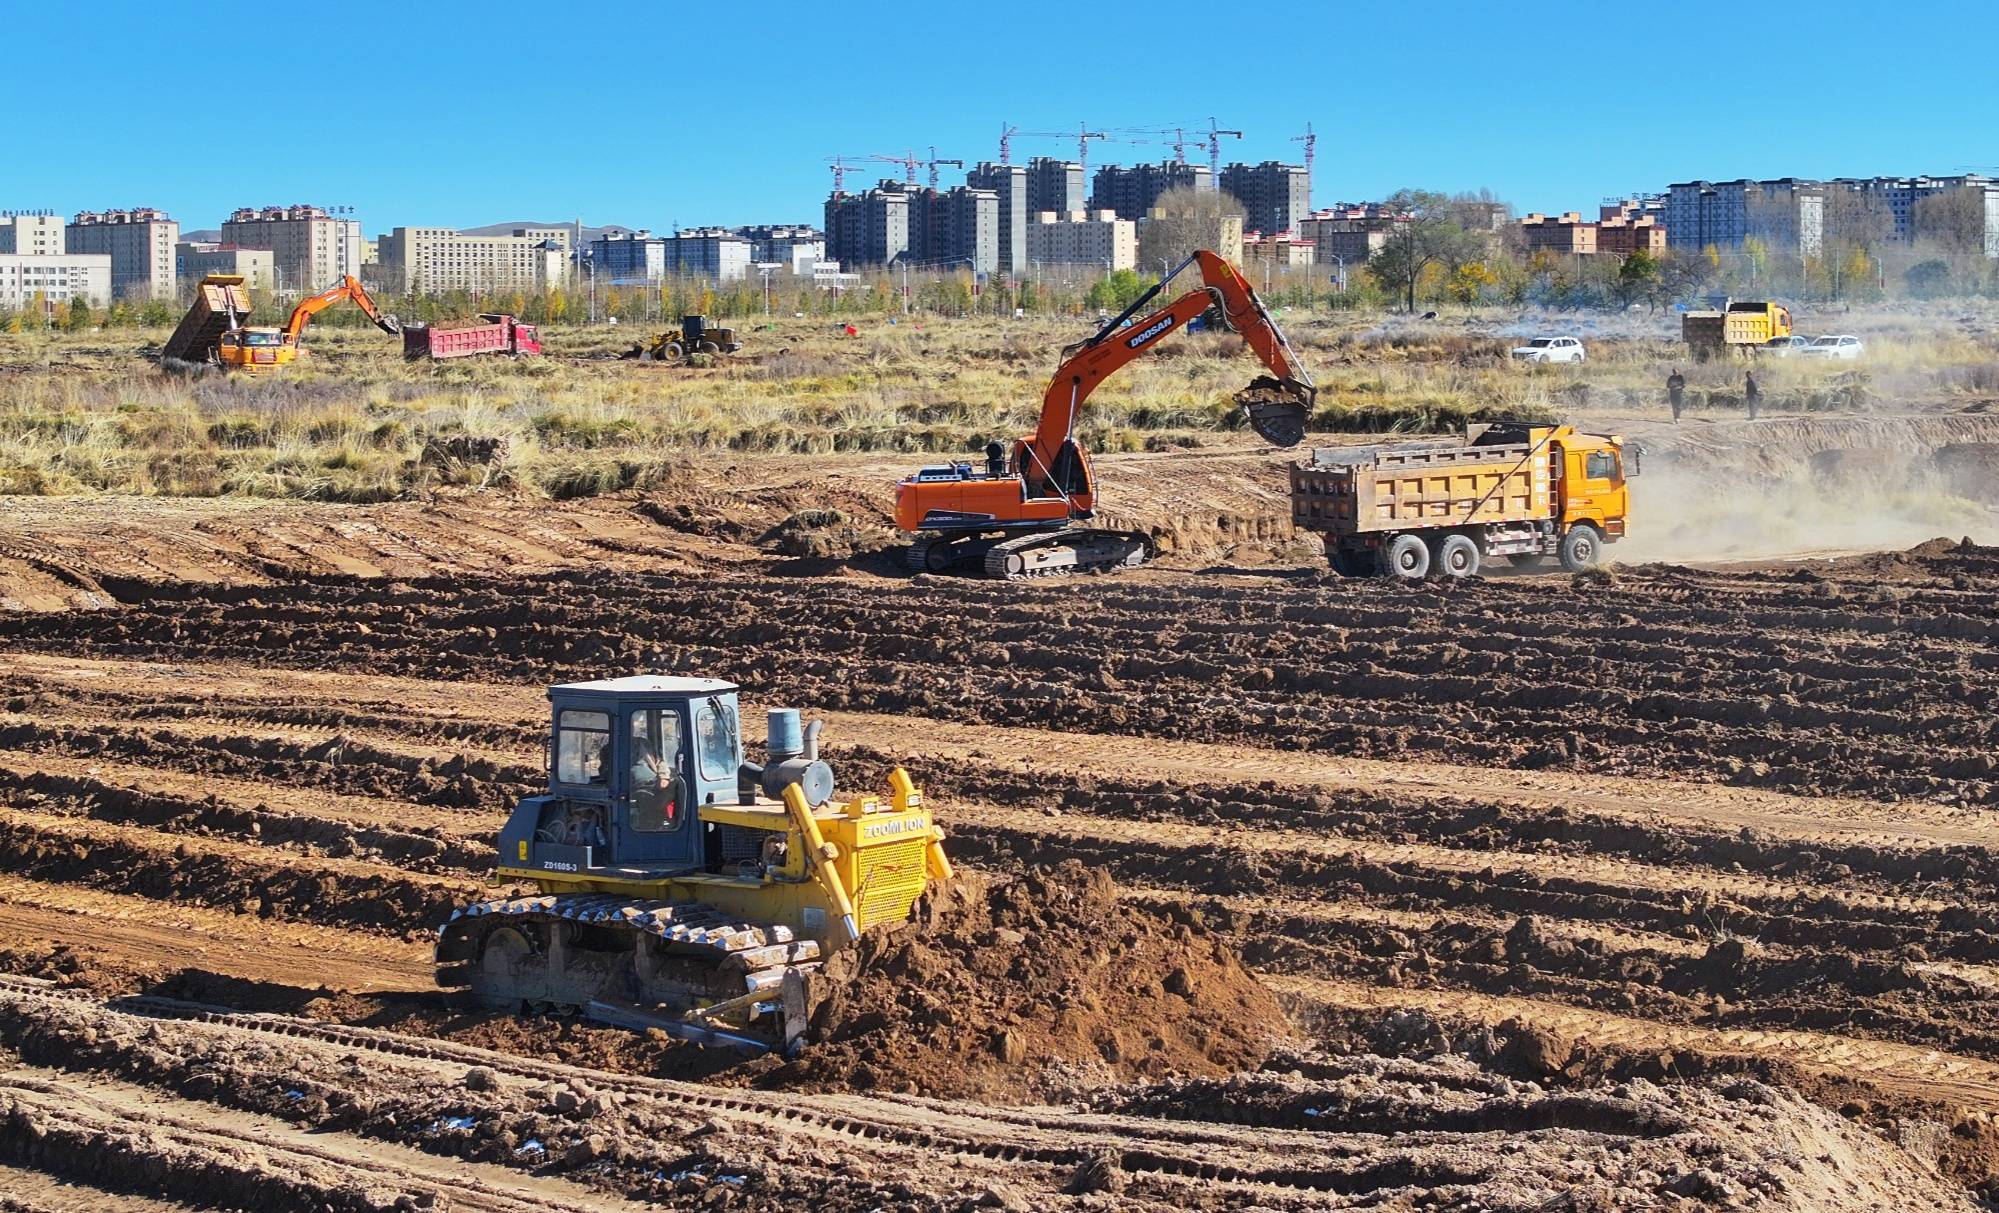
<box><xmin>1297</xmin><ymin>207</ymin><xmax>1402</xmax><ymax>267</ymax></box>
<box><xmin>376</xmin><ymin>227</ymin><xmax>567</xmax><ymax>294</ymax></box>
<box><xmin>1025</xmin><ymin>157</ymin><xmax>1085</xmax><ymax>218</ymax></box>
<box><xmin>1665</xmin><ymin>179</ymin><xmax>1825</xmax><ymax>256</ymax></box>
<box><xmin>66</xmin><ymin>208</ymin><xmax>177</xmax><ymax>299</ymax></box>
<box><xmin>1520</xmin><ymin>212</ymin><xmax>1599</xmax><ymax>255</ymax></box>
<box><xmin>1220</xmin><ymin>161</ymin><xmax>1311</xmax><ymax>237</ymax></box>
<box><xmin>1025</xmin><ymin>210</ymin><xmax>1136</xmax><ymax>270</ymax></box>
<box><xmin>662</xmin><ymin>228</ymin><xmax>752</xmax><ymax>282</ymax></box>
<box><xmin>825</xmin><ymin>181</ymin><xmax>910</xmax><ymax>268</ymax></box>
<box><xmin>1243</xmin><ymin>233</ymin><xmax>1316</xmax><ymax>268</ymax></box>
<box><xmin>907</xmin><ymin>186</ymin><xmax>998</xmax><ymax>276</ymax></box>
<box><xmin>0</xmin><ymin>212</ymin><xmax>64</xmax><ymax>257</ymax></box>
<box><xmin>591</xmin><ymin>231</ymin><xmax>666</xmax><ymax>282</ymax></box>
<box><xmin>219</xmin><ymin>206</ymin><xmax>363</xmax><ymax>293</ymax></box>
<box><xmin>1090</xmin><ymin>162</ymin><xmax>1210</xmax><ymax>220</ymax></box>
<box><xmin>966</xmin><ymin>162</ymin><xmax>1028</xmax><ymax>274</ymax></box>
<box><xmin>738</xmin><ymin>225</ymin><xmax>826</xmax><ymax>272</ymax></box>
<box><xmin>1834</xmin><ymin>175</ymin><xmax>1999</xmax><ymax>255</ymax></box>
<box><xmin>175</xmin><ymin>242</ymin><xmax>275</xmax><ymax>290</ymax></box>
<box><xmin>1595</xmin><ymin>201</ymin><xmax>1667</xmax><ymax>256</ymax></box>
<box><xmin>0</xmin><ymin>253</ymin><xmax>111</xmax><ymax>311</ymax></box>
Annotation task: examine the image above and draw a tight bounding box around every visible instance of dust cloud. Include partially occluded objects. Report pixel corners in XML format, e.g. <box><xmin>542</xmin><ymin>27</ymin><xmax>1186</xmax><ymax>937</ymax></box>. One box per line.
<box><xmin>1615</xmin><ymin>417</ymin><xmax>1999</xmax><ymax>564</ymax></box>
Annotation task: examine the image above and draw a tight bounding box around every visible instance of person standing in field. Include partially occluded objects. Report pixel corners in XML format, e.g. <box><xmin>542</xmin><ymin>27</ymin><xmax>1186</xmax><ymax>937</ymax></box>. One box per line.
<box><xmin>1666</xmin><ymin>368</ymin><xmax>1686</xmax><ymax>423</ymax></box>
<box><xmin>1744</xmin><ymin>369</ymin><xmax>1762</xmax><ymax>420</ymax></box>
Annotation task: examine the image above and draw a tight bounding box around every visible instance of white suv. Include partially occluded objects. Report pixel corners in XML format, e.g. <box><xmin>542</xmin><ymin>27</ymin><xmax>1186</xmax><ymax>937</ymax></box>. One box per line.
<box><xmin>1799</xmin><ymin>334</ymin><xmax>1864</xmax><ymax>360</ymax></box>
<box><xmin>1510</xmin><ymin>337</ymin><xmax>1586</xmax><ymax>364</ymax></box>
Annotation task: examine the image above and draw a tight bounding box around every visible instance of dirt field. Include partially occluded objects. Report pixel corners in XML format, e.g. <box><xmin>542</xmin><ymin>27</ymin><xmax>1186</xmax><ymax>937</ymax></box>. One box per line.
<box><xmin>0</xmin><ymin>413</ymin><xmax>1995</xmax><ymax>1209</ymax></box>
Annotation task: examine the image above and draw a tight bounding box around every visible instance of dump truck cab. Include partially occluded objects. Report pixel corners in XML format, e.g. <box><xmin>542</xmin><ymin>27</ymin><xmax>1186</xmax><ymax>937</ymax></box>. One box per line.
<box><xmin>1470</xmin><ymin>422</ymin><xmax>1631</xmax><ymax>542</ymax></box>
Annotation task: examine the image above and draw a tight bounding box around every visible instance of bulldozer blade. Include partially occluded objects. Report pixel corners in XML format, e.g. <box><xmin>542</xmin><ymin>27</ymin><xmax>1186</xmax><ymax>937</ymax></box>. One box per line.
<box><xmin>1235</xmin><ymin>376</ymin><xmax>1311</xmax><ymax>448</ymax></box>
<box><xmin>583</xmin><ymin>1000</ymin><xmax>770</xmax><ymax>1055</ymax></box>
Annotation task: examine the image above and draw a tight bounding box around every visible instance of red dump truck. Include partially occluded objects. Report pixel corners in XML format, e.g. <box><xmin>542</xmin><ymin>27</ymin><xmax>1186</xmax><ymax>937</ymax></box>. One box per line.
<box><xmin>402</xmin><ymin>314</ymin><xmax>541</xmax><ymax>360</ymax></box>
<box><xmin>1290</xmin><ymin>421</ymin><xmax>1634</xmax><ymax>578</ymax></box>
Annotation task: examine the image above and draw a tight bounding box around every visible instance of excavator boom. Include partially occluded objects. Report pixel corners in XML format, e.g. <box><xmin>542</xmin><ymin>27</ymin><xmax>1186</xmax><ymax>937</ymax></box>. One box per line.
<box><xmin>893</xmin><ymin>249</ymin><xmax>1315</xmax><ymax>579</ymax></box>
<box><xmin>1027</xmin><ymin>250</ymin><xmax>1314</xmax><ymax>489</ymax></box>
<box><xmin>282</xmin><ymin>275</ymin><xmax>401</xmax><ymax>344</ymax></box>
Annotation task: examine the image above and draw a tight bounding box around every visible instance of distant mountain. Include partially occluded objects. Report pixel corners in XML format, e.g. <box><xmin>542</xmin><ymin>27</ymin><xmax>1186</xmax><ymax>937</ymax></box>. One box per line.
<box><xmin>461</xmin><ymin>221</ymin><xmax>639</xmax><ymax>243</ymax></box>
<box><xmin>182</xmin><ymin>229</ymin><xmax>221</xmax><ymax>243</ymax></box>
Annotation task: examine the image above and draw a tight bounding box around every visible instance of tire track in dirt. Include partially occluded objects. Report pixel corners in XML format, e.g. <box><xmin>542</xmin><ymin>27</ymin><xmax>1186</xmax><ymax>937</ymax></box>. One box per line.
<box><xmin>1</xmin><ymin>546</ymin><xmax>1991</xmax><ymax>805</ymax></box>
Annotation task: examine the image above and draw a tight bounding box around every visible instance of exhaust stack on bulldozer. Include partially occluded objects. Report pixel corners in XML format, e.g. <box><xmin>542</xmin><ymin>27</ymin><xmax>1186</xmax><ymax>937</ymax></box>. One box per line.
<box><xmin>436</xmin><ymin>677</ymin><xmax>949</xmax><ymax>1056</ymax></box>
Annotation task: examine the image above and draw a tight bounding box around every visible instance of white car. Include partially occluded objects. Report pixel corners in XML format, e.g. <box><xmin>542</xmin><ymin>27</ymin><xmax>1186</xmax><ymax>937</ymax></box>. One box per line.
<box><xmin>1510</xmin><ymin>336</ymin><xmax>1586</xmax><ymax>364</ymax></box>
<box><xmin>1758</xmin><ymin>335</ymin><xmax>1811</xmax><ymax>357</ymax></box>
<box><xmin>1798</xmin><ymin>334</ymin><xmax>1864</xmax><ymax>360</ymax></box>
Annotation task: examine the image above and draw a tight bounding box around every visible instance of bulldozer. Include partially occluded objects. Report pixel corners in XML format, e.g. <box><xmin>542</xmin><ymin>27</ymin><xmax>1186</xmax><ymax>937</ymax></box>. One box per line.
<box><xmin>436</xmin><ymin>676</ymin><xmax>951</xmax><ymax>1055</ymax></box>
<box><xmin>620</xmin><ymin>314</ymin><xmax>742</xmax><ymax>364</ymax></box>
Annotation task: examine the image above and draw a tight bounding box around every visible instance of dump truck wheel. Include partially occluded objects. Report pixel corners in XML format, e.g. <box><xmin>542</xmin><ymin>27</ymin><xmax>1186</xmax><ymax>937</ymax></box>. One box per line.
<box><xmin>1559</xmin><ymin>525</ymin><xmax>1602</xmax><ymax>573</ymax></box>
<box><xmin>1380</xmin><ymin>534</ymin><xmax>1430</xmax><ymax>579</ymax></box>
<box><xmin>1328</xmin><ymin>547</ymin><xmax>1373</xmax><ymax>578</ymax></box>
<box><xmin>1436</xmin><ymin>534</ymin><xmax>1480</xmax><ymax>577</ymax></box>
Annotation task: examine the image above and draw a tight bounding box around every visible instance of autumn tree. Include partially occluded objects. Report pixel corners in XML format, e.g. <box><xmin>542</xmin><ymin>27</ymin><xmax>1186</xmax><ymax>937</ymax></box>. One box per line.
<box><xmin>1365</xmin><ymin>189</ymin><xmax>1489</xmax><ymax>312</ymax></box>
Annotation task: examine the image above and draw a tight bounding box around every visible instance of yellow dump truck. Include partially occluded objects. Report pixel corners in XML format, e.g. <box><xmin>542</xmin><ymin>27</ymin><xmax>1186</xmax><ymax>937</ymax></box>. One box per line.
<box><xmin>1290</xmin><ymin>422</ymin><xmax>1633</xmax><ymax>578</ymax></box>
<box><xmin>1682</xmin><ymin>299</ymin><xmax>1792</xmax><ymax>359</ymax></box>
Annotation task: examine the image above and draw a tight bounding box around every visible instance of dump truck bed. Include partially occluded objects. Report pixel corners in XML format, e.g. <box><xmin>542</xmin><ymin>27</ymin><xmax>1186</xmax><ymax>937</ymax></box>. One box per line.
<box><xmin>160</xmin><ymin>276</ymin><xmax>254</xmax><ymax>365</ymax></box>
<box><xmin>1291</xmin><ymin>438</ymin><xmax>1552</xmax><ymax>537</ymax></box>
<box><xmin>403</xmin><ymin>315</ymin><xmax>538</xmax><ymax>360</ymax></box>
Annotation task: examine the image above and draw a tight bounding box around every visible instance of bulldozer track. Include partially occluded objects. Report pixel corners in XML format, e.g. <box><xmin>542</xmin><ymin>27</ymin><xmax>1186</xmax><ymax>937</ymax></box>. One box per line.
<box><xmin>0</xmin><ymin>974</ymin><xmax>1434</xmax><ymax>1195</ymax></box>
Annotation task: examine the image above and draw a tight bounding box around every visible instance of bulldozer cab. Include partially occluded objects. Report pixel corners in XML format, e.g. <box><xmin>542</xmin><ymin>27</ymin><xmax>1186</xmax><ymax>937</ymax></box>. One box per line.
<box><xmin>518</xmin><ymin>677</ymin><xmax>743</xmax><ymax>874</ymax></box>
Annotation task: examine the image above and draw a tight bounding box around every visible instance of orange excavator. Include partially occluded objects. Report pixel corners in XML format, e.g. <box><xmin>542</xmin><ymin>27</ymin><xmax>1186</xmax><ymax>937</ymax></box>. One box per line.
<box><xmin>893</xmin><ymin>250</ymin><xmax>1315</xmax><ymax>579</ymax></box>
<box><xmin>215</xmin><ymin>275</ymin><xmax>401</xmax><ymax>372</ymax></box>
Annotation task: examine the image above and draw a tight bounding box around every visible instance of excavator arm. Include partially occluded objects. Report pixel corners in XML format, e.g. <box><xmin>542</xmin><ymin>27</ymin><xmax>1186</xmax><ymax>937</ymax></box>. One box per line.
<box><xmin>280</xmin><ymin>276</ymin><xmax>402</xmax><ymax>346</ymax></box>
<box><xmin>1024</xmin><ymin>250</ymin><xmax>1314</xmax><ymax>492</ymax></box>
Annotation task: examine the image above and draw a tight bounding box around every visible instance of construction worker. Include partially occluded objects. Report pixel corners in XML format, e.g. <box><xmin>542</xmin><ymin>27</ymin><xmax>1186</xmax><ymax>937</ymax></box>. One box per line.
<box><xmin>1666</xmin><ymin>368</ymin><xmax>1686</xmax><ymax>423</ymax></box>
<box><xmin>1744</xmin><ymin>369</ymin><xmax>1762</xmax><ymax>420</ymax></box>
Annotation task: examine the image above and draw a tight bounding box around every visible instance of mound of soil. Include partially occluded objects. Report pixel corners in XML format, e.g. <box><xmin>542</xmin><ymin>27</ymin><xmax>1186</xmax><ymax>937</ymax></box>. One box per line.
<box><xmin>777</xmin><ymin>861</ymin><xmax>1286</xmax><ymax>1100</ymax></box>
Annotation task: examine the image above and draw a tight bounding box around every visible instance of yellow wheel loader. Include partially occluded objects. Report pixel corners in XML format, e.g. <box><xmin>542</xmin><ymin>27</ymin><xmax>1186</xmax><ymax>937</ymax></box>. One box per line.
<box><xmin>436</xmin><ymin>676</ymin><xmax>950</xmax><ymax>1056</ymax></box>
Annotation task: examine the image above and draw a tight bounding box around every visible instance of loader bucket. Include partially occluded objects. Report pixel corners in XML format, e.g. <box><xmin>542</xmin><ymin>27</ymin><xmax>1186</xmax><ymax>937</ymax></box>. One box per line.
<box><xmin>1235</xmin><ymin>376</ymin><xmax>1313</xmax><ymax>448</ymax></box>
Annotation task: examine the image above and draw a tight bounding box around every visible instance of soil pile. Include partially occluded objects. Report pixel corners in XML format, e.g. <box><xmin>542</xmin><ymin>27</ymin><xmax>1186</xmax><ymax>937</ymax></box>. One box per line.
<box><xmin>781</xmin><ymin>861</ymin><xmax>1286</xmax><ymax>1100</ymax></box>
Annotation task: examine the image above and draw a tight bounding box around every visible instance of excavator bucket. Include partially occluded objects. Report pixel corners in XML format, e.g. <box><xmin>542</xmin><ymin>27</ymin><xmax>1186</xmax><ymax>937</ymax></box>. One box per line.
<box><xmin>1236</xmin><ymin>376</ymin><xmax>1313</xmax><ymax>448</ymax></box>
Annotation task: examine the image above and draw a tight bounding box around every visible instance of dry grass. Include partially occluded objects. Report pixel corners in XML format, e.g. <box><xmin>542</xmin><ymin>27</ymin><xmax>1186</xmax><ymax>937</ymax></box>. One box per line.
<box><xmin>0</xmin><ymin>303</ymin><xmax>1991</xmax><ymax>501</ymax></box>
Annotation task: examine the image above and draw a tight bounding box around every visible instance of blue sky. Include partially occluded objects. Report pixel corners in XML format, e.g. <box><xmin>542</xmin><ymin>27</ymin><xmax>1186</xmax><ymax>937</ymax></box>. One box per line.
<box><xmin>9</xmin><ymin>0</ymin><xmax>1996</xmax><ymax>234</ymax></box>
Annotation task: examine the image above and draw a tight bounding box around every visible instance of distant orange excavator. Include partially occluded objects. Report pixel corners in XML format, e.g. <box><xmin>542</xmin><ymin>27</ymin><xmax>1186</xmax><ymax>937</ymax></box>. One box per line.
<box><xmin>162</xmin><ymin>274</ymin><xmax>401</xmax><ymax>372</ymax></box>
<box><xmin>893</xmin><ymin>250</ymin><xmax>1315</xmax><ymax>579</ymax></box>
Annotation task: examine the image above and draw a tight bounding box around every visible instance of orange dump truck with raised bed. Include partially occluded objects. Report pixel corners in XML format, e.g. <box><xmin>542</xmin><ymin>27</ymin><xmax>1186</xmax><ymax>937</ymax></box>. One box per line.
<box><xmin>1290</xmin><ymin>421</ymin><xmax>1633</xmax><ymax>578</ymax></box>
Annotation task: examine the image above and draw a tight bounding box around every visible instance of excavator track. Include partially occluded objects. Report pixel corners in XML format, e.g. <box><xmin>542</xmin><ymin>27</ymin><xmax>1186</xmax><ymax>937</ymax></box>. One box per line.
<box><xmin>436</xmin><ymin>893</ymin><xmax>821</xmax><ymax>1052</ymax></box>
<box><xmin>982</xmin><ymin>528</ymin><xmax>1153</xmax><ymax>580</ymax></box>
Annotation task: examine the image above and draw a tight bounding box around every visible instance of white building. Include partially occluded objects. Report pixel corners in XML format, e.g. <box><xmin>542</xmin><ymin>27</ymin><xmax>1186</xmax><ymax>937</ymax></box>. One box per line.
<box><xmin>0</xmin><ymin>213</ymin><xmax>64</xmax><ymax>257</ymax></box>
<box><xmin>66</xmin><ymin>208</ymin><xmax>178</xmax><ymax>299</ymax></box>
<box><xmin>1026</xmin><ymin>209</ymin><xmax>1137</xmax><ymax>270</ymax></box>
<box><xmin>376</xmin><ymin>227</ymin><xmax>568</xmax><ymax>294</ymax></box>
<box><xmin>0</xmin><ymin>253</ymin><xmax>112</xmax><ymax>311</ymax></box>
<box><xmin>176</xmin><ymin>242</ymin><xmax>276</xmax><ymax>290</ymax></box>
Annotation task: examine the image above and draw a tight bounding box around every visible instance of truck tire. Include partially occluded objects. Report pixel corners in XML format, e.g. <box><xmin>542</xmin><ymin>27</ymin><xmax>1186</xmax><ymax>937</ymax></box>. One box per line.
<box><xmin>1435</xmin><ymin>533</ymin><xmax>1480</xmax><ymax>577</ymax></box>
<box><xmin>1329</xmin><ymin>547</ymin><xmax>1373</xmax><ymax>578</ymax></box>
<box><xmin>1559</xmin><ymin>525</ymin><xmax>1602</xmax><ymax>573</ymax></box>
<box><xmin>1380</xmin><ymin>533</ymin><xmax>1430</xmax><ymax>579</ymax></box>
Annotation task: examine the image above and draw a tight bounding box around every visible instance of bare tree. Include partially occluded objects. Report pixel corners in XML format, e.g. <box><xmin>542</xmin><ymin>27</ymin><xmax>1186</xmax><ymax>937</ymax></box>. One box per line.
<box><xmin>1912</xmin><ymin>187</ymin><xmax>1990</xmax><ymax>256</ymax></box>
<box><xmin>1137</xmin><ymin>187</ymin><xmax>1246</xmax><ymax>271</ymax></box>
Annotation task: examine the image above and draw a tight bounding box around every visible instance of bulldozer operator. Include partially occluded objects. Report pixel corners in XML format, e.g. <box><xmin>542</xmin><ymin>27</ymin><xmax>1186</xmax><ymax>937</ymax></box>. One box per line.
<box><xmin>630</xmin><ymin>714</ymin><xmax>684</xmax><ymax>831</ymax></box>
